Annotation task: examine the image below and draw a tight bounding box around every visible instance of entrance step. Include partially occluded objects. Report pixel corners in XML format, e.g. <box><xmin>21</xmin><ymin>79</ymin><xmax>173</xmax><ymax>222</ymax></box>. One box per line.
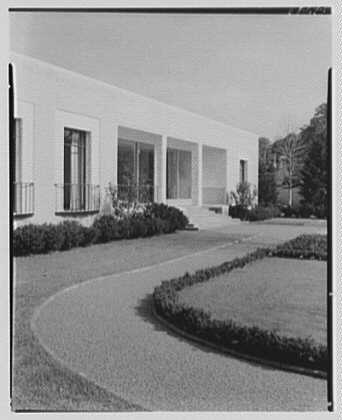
<box><xmin>184</xmin><ymin>223</ymin><xmax>199</xmax><ymax>231</ymax></box>
<box><xmin>176</xmin><ymin>205</ymin><xmax>240</xmax><ymax>230</ymax></box>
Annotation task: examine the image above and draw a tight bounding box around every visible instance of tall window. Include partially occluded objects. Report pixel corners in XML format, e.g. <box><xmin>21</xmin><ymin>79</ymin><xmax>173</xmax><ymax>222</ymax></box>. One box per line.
<box><xmin>167</xmin><ymin>148</ymin><xmax>192</xmax><ymax>199</ymax></box>
<box><xmin>64</xmin><ymin>128</ymin><xmax>89</xmax><ymax>210</ymax></box>
<box><xmin>239</xmin><ymin>159</ymin><xmax>248</xmax><ymax>184</ymax></box>
<box><xmin>117</xmin><ymin>139</ymin><xmax>155</xmax><ymax>202</ymax></box>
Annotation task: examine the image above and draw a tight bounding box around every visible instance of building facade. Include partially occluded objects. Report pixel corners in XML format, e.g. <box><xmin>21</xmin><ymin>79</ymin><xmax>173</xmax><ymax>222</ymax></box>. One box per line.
<box><xmin>12</xmin><ymin>52</ymin><xmax>259</xmax><ymax>226</ymax></box>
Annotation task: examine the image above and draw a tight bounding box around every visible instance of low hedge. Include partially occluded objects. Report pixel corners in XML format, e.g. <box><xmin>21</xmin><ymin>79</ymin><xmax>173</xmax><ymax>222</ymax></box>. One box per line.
<box><xmin>228</xmin><ymin>205</ymin><xmax>249</xmax><ymax>220</ymax></box>
<box><xmin>279</xmin><ymin>204</ymin><xmax>327</xmax><ymax>220</ymax></box>
<box><xmin>153</xmin><ymin>243</ymin><xmax>327</xmax><ymax>372</ymax></box>
<box><xmin>246</xmin><ymin>206</ymin><xmax>281</xmax><ymax>221</ymax></box>
<box><xmin>14</xmin><ymin>203</ymin><xmax>189</xmax><ymax>256</ymax></box>
<box><xmin>230</xmin><ymin>203</ymin><xmax>328</xmax><ymax>221</ymax></box>
<box><xmin>229</xmin><ymin>205</ymin><xmax>281</xmax><ymax>221</ymax></box>
<box><xmin>273</xmin><ymin>234</ymin><xmax>327</xmax><ymax>261</ymax></box>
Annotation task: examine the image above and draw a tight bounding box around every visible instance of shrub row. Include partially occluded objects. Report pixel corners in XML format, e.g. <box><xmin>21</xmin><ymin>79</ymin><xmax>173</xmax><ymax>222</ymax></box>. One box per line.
<box><xmin>229</xmin><ymin>205</ymin><xmax>281</xmax><ymax>221</ymax></box>
<box><xmin>229</xmin><ymin>203</ymin><xmax>328</xmax><ymax>222</ymax></box>
<box><xmin>247</xmin><ymin>206</ymin><xmax>281</xmax><ymax>221</ymax></box>
<box><xmin>14</xmin><ymin>203</ymin><xmax>189</xmax><ymax>256</ymax></box>
<box><xmin>153</xmin><ymin>246</ymin><xmax>327</xmax><ymax>372</ymax></box>
<box><xmin>279</xmin><ymin>204</ymin><xmax>327</xmax><ymax>219</ymax></box>
<box><xmin>273</xmin><ymin>234</ymin><xmax>327</xmax><ymax>261</ymax></box>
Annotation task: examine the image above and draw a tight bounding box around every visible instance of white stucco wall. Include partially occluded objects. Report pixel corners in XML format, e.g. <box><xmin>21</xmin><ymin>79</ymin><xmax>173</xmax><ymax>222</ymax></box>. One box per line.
<box><xmin>11</xmin><ymin>52</ymin><xmax>259</xmax><ymax>225</ymax></box>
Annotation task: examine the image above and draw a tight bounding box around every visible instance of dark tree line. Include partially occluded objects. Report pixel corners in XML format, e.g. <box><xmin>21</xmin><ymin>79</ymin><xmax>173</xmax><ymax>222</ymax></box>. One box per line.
<box><xmin>258</xmin><ymin>103</ymin><xmax>328</xmax><ymax>217</ymax></box>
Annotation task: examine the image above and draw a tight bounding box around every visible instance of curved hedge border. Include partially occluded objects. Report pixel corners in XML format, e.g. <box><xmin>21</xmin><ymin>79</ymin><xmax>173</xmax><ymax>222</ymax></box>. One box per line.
<box><xmin>152</xmin><ymin>239</ymin><xmax>328</xmax><ymax>375</ymax></box>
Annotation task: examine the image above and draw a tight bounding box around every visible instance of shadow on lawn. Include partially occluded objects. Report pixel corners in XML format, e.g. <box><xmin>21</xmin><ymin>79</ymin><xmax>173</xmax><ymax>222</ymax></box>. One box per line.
<box><xmin>134</xmin><ymin>293</ymin><xmax>277</xmax><ymax>373</ymax></box>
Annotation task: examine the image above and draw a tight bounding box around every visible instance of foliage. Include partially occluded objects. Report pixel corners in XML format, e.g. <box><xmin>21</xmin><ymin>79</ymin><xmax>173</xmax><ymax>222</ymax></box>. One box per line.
<box><xmin>230</xmin><ymin>182</ymin><xmax>257</xmax><ymax>210</ymax></box>
<box><xmin>13</xmin><ymin>203</ymin><xmax>188</xmax><ymax>256</ymax></box>
<box><xmin>258</xmin><ymin>167</ymin><xmax>278</xmax><ymax>206</ymax></box>
<box><xmin>13</xmin><ymin>221</ymin><xmax>91</xmax><ymax>256</ymax></box>
<box><xmin>145</xmin><ymin>202</ymin><xmax>189</xmax><ymax>231</ymax></box>
<box><xmin>272</xmin><ymin>234</ymin><xmax>327</xmax><ymax>260</ymax></box>
<box><xmin>298</xmin><ymin>103</ymin><xmax>328</xmax><ymax>219</ymax></box>
<box><xmin>246</xmin><ymin>206</ymin><xmax>281</xmax><ymax>221</ymax></box>
<box><xmin>228</xmin><ymin>204</ymin><xmax>250</xmax><ymax>220</ymax></box>
<box><xmin>229</xmin><ymin>205</ymin><xmax>280</xmax><ymax>221</ymax></box>
<box><xmin>106</xmin><ymin>183</ymin><xmax>148</xmax><ymax>218</ymax></box>
<box><xmin>153</xmin><ymin>243</ymin><xmax>327</xmax><ymax>372</ymax></box>
<box><xmin>258</xmin><ymin>137</ymin><xmax>278</xmax><ymax>206</ymax></box>
<box><xmin>300</xmin><ymin>137</ymin><xmax>328</xmax><ymax>219</ymax></box>
<box><xmin>273</xmin><ymin>133</ymin><xmax>304</xmax><ymax>206</ymax></box>
<box><xmin>278</xmin><ymin>204</ymin><xmax>303</xmax><ymax>218</ymax></box>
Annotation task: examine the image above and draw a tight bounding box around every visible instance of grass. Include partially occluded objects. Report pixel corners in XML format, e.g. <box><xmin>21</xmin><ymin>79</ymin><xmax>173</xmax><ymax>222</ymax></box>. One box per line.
<box><xmin>178</xmin><ymin>257</ymin><xmax>326</xmax><ymax>346</ymax></box>
<box><xmin>12</xmin><ymin>229</ymin><xmax>241</xmax><ymax>411</ymax></box>
<box><xmin>13</xmin><ymin>226</ymin><xmax>327</xmax><ymax>410</ymax></box>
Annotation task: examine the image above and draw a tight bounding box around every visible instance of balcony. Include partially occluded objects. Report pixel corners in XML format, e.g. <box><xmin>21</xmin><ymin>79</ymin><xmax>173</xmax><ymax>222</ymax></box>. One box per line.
<box><xmin>55</xmin><ymin>184</ymin><xmax>101</xmax><ymax>214</ymax></box>
<box><xmin>13</xmin><ymin>182</ymin><xmax>35</xmax><ymax>216</ymax></box>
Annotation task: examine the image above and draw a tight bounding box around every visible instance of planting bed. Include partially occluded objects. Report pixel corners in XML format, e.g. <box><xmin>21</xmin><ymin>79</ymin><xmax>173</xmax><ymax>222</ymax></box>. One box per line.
<box><xmin>153</xmin><ymin>234</ymin><xmax>328</xmax><ymax>374</ymax></box>
<box><xmin>178</xmin><ymin>257</ymin><xmax>326</xmax><ymax>346</ymax></box>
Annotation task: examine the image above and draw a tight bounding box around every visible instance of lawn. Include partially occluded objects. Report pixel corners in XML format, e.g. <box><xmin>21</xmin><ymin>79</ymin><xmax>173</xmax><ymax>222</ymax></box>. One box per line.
<box><xmin>12</xmin><ymin>226</ymin><xmax>327</xmax><ymax>410</ymax></box>
<box><xmin>178</xmin><ymin>257</ymin><xmax>327</xmax><ymax>346</ymax></box>
<box><xmin>12</xmin><ymin>229</ymin><xmax>240</xmax><ymax>411</ymax></box>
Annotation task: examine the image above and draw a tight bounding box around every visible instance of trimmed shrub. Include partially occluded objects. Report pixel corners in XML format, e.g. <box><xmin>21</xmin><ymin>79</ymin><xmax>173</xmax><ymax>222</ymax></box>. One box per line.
<box><xmin>146</xmin><ymin>203</ymin><xmax>189</xmax><ymax>231</ymax></box>
<box><xmin>93</xmin><ymin>215</ymin><xmax>121</xmax><ymax>243</ymax></box>
<box><xmin>13</xmin><ymin>224</ymin><xmax>47</xmax><ymax>256</ymax></box>
<box><xmin>41</xmin><ymin>223</ymin><xmax>66</xmax><ymax>251</ymax></box>
<box><xmin>14</xmin><ymin>203</ymin><xmax>188</xmax><ymax>256</ymax></box>
<box><xmin>229</xmin><ymin>205</ymin><xmax>281</xmax><ymax>221</ymax></box>
<box><xmin>152</xmin><ymin>242</ymin><xmax>328</xmax><ymax>372</ymax></box>
<box><xmin>229</xmin><ymin>205</ymin><xmax>249</xmax><ymax>220</ymax></box>
<box><xmin>246</xmin><ymin>206</ymin><xmax>281</xmax><ymax>221</ymax></box>
<box><xmin>58</xmin><ymin>221</ymin><xmax>87</xmax><ymax>250</ymax></box>
<box><xmin>279</xmin><ymin>204</ymin><xmax>303</xmax><ymax>218</ymax></box>
<box><xmin>272</xmin><ymin>234</ymin><xmax>327</xmax><ymax>260</ymax></box>
<box><xmin>13</xmin><ymin>221</ymin><xmax>91</xmax><ymax>256</ymax></box>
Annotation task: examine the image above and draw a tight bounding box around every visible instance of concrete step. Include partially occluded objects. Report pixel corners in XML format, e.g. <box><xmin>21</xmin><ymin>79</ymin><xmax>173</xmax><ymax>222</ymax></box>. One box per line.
<box><xmin>184</xmin><ymin>224</ymin><xmax>199</xmax><ymax>231</ymax></box>
<box><xmin>176</xmin><ymin>205</ymin><xmax>240</xmax><ymax>230</ymax></box>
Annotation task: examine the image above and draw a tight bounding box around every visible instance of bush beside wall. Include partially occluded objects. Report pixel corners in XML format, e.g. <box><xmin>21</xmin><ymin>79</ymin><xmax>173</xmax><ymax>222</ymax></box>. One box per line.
<box><xmin>246</xmin><ymin>206</ymin><xmax>281</xmax><ymax>221</ymax></box>
<box><xmin>152</xmin><ymin>239</ymin><xmax>328</xmax><ymax>372</ymax></box>
<box><xmin>229</xmin><ymin>205</ymin><xmax>281</xmax><ymax>221</ymax></box>
<box><xmin>13</xmin><ymin>203</ymin><xmax>189</xmax><ymax>256</ymax></box>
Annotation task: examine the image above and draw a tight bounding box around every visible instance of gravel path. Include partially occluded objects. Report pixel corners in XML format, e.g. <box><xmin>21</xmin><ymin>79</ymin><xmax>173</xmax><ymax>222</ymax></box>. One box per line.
<box><xmin>31</xmin><ymin>225</ymin><xmax>327</xmax><ymax>411</ymax></box>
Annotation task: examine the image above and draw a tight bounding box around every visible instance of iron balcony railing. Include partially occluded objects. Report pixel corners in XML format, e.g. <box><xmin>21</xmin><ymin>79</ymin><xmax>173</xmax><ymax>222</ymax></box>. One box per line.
<box><xmin>111</xmin><ymin>184</ymin><xmax>159</xmax><ymax>205</ymax></box>
<box><xmin>13</xmin><ymin>182</ymin><xmax>35</xmax><ymax>216</ymax></box>
<box><xmin>55</xmin><ymin>183</ymin><xmax>101</xmax><ymax>213</ymax></box>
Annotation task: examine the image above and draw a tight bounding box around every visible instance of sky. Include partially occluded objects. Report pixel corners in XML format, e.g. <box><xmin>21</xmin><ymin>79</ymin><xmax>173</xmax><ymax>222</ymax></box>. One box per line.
<box><xmin>10</xmin><ymin>12</ymin><xmax>331</xmax><ymax>140</ymax></box>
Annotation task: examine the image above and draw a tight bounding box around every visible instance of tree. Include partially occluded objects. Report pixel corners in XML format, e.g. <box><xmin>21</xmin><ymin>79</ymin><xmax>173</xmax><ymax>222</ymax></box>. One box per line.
<box><xmin>300</xmin><ymin>103</ymin><xmax>327</xmax><ymax>155</ymax></box>
<box><xmin>299</xmin><ymin>103</ymin><xmax>328</xmax><ymax>217</ymax></box>
<box><xmin>273</xmin><ymin>132</ymin><xmax>304</xmax><ymax>206</ymax></box>
<box><xmin>258</xmin><ymin>137</ymin><xmax>278</xmax><ymax>206</ymax></box>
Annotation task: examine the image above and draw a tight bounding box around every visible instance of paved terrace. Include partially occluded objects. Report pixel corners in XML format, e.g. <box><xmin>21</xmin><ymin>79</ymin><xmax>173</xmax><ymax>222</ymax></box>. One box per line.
<box><xmin>28</xmin><ymin>221</ymin><xmax>327</xmax><ymax>411</ymax></box>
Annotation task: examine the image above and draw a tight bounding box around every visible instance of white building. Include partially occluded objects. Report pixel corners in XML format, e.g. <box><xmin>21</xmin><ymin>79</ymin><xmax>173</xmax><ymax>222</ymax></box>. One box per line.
<box><xmin>11</xmin><ymin>52</ymin><xmax>258</xmax><ymax>226</ymax></box>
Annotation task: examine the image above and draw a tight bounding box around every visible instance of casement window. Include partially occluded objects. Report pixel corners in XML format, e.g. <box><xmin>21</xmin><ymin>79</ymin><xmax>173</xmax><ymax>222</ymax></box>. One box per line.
<box><xmin>239</xmin><ymin>159</ymin><xmax>248</xmax><ymax>184</ymax></box>
<box><xmin>63</xmin><ymin>127</ymin><xmax>91</xmax><ymax>211</ymax></box>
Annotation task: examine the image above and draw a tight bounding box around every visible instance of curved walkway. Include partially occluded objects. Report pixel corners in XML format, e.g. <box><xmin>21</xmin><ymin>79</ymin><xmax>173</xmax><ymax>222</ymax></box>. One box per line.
<box><xmin>31</xmin><ymin>228</ymin><xmax>327</xmax><ymax>411</ymax></box>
